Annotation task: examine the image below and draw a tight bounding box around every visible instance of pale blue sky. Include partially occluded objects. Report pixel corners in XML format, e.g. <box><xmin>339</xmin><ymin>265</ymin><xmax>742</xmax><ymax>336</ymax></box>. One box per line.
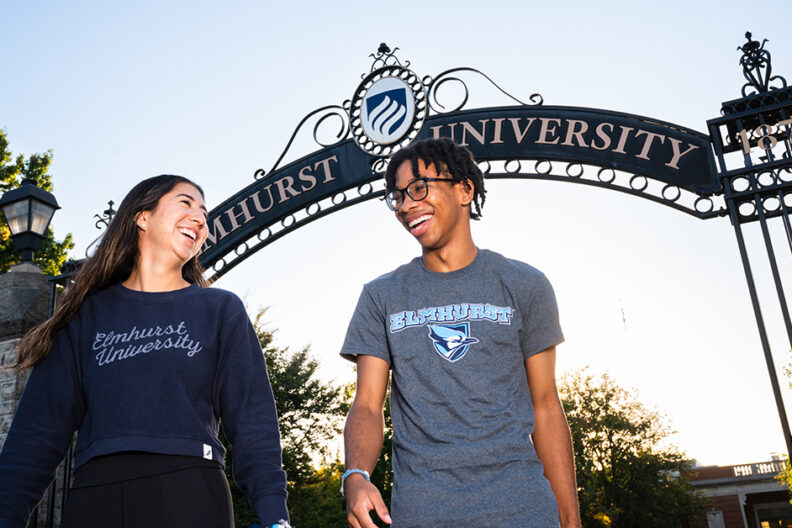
<box><xmin>2</xmin><ymin>0</ymin><xmax>792</xmax><ymax>466</ymax></box>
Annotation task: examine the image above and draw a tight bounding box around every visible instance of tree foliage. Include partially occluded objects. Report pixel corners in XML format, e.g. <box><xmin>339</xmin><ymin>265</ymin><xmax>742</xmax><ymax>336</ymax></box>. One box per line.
<box><xmin>559</xmin><ymin>369</ymin><xmax>708</xmax><ymax>528</ymax></box>
<box><xmin>776</xmin><ymin>458</ymin><xmax>792</xmax><ymax>500</ymax></box>
<box><xmin>0</xmin><ymin>129</ymin><xmax>74</xmax><ymax>275</ymax></box>
<box><xmin>222</xmin><ymin>309</ymin><xmax>352</xmax><ymax>527</ymax></box>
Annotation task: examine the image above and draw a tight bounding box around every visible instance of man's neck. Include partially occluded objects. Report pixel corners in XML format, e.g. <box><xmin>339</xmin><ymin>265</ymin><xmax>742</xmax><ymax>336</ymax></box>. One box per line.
<box><xmin>422</xmin><ymin>241</ymin><xmax>478</xmax><ymax>273</ymax></box>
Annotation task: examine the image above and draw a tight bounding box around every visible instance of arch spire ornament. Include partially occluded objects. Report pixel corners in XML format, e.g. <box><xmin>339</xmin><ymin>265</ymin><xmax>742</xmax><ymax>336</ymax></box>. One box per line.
<box><xmin>738</xmin><ymin>31</ymin><xmax>787</xmax><ymax>96</ymax></box>
<box><xmin>367</xmin><ymin>42</ymin><xmax>410</xmax><ymax>72</ymax></box>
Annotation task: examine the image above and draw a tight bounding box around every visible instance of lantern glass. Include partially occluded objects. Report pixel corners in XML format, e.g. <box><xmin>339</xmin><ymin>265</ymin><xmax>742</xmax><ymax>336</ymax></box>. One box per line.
<box><xmin>1</xmin><ymin>198</ymin><xmax>31</xmax><ymax>235</ymax></box>
<box><xmin>30</xmin><ymin>200</ymin><xmax>55</xmax><ymax>235</ymax></box>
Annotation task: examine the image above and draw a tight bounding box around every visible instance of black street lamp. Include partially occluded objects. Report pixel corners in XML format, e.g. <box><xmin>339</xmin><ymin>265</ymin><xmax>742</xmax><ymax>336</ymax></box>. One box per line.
<box><xmin>0</xmin><ymin>179</ymin><xmax>60</xmax><ymax>264</ymax></box>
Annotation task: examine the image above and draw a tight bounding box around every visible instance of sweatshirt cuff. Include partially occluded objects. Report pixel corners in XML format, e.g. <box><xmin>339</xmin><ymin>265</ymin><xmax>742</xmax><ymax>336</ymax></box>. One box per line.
<box><xmin>254</xmin><ymin>494</ymin><xmax>289</xmax><ymax>526</ymax></box>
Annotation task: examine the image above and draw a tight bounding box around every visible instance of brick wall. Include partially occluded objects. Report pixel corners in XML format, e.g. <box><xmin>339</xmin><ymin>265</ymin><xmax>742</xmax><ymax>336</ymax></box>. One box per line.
<box><xmin>709</xmin><ymin>495</ymin><xmax>746</xmax><ymax>528</ymax></box>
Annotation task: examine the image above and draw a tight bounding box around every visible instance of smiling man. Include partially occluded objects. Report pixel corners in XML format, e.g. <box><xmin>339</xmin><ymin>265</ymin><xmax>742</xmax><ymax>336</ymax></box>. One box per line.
<box><xmin>340</xmin><ymin>138</ymin><xmax>582</xmax><ymax>528</ymax></box>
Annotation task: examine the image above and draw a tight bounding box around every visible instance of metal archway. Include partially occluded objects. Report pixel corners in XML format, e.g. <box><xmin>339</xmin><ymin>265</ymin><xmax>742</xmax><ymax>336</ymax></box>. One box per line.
<box><xmin>199</xmin><ymin>76</ymin><xmax>722</xmax><ymax>281</ymax></box>
<box><xmin>198</xmin><ymin>38</ymin><xmax>792</xmax><ymax>464</ymax></box>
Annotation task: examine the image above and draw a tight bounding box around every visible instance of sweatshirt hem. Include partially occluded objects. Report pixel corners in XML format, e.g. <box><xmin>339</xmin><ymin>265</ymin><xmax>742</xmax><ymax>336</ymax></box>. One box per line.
<box><xmin>75</xmin><ymin>435</ymin><xmax>226</xmax><ymax>470</ymax></box>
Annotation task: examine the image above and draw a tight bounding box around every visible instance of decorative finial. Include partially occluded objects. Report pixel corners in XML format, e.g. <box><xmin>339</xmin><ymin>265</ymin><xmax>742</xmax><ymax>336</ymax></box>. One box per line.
<box><xmin>93</xmin><ymin>200</ymin><xmax>116</xmax><ymax>230</ymax></box>
<box><xmin>737</xmin><ymin>31</ymin><xmax>786</xmax><ymax>96</ymax></box>
<box><xmin>86</xmin><ymin>200</ymin><xmax>116</xmax><ymax>257</ymax></box>
<box><xmin>367</xmin><ymin>43</ymin><xmax>410</xmax><ymax>74</ymax></box>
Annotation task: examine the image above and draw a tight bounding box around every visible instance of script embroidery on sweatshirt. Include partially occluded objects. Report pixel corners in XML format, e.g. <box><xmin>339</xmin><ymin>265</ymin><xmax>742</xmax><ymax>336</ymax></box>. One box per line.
<box><xmin>93</xmin><ymin>322</ymin><xmax>203</xmax><ymax>366</ymax></box>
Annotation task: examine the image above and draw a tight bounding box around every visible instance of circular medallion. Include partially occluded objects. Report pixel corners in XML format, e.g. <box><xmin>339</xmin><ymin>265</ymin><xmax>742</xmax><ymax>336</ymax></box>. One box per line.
<box><xmin>350</xmin><ymin>65</ymin><xmax>426</xmax><ymax>156</ymax></box>
<box><xmin>361</xmin><ymin>77</ymin><xmax>415</xmax><ymax>144</ymax></box>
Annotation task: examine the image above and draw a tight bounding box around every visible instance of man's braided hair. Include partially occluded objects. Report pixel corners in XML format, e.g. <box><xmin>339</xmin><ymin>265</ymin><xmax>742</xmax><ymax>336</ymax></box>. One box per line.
<box><xmin>384</xmin><ymin>137</ymin><xmax>486</xmax><ymax>220</ymax></box>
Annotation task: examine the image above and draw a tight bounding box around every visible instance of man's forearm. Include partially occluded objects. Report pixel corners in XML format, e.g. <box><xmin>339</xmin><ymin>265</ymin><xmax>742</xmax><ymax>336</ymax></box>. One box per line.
<box><xmin>343</xmin><ymin>363</ymin><xmax>393</xmax><ymax>527</ymax></box>
<box><xmin>344</xmin><ymin>402</ymin><xmax>385</xmax><ymax>473</ymax></box>
<box><xmin>532</xmin><ymin>402</ymin><xmax>581</xmax><ymax>528</ymax></box>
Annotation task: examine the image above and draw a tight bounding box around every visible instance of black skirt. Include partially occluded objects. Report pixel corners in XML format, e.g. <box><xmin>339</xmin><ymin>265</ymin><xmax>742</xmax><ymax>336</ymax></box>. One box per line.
<box><xmin>60</xmin><ymin>452</ymin><xmax>234</xmax><ymax>528</ymax></box>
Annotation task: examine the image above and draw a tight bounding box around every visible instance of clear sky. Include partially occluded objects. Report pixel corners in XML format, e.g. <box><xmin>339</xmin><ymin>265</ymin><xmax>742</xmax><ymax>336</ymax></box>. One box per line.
<box><xmin>2</xmin><ymin>0</ymin><xmax>792</xmax><ymax>467</ymax></box>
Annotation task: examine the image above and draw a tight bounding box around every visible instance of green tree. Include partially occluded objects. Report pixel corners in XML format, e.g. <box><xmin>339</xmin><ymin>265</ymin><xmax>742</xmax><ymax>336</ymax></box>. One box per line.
<box><xmin>284</xmin><ymin>461</ymin><xmax>346</xmax><ymax>528</ymax></box>
<box><xmin>559</xmin><ymin>369</ymin><xmax>708</xmax><ymax>528</ymax></box>
<box><xmin>222</xmin><ymin>309</ymin><xmax>352</xmax><ymax>527</ymax></box>
<box><xmin>0</xmin><ymin>129</ymin><xmax>74</xmax><ymax>275</ymax></box>
<box><xmin>775</xmin><ymin>458</ymin><xmax>792</xmax><ymax>501</ymax></box>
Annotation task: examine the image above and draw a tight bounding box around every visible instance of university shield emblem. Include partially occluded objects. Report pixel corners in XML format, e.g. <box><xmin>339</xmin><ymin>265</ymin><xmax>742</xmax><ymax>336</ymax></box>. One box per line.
<box><xmin>359</xmin><ymin>76</ymin><xmax>416</xmax><ymax>145</ymax></box>
<box><xmin>364</xmin><ymin>88</ymin><xmax>408</xmax><ymax>140</ymax></box>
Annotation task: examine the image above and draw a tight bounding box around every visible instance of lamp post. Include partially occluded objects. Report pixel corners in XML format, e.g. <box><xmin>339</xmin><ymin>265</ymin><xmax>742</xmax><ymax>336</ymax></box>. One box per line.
<box><xmin>0</xmin><ymin>178</ymin><xmax>60</xmax><ymax>268</ymax></box>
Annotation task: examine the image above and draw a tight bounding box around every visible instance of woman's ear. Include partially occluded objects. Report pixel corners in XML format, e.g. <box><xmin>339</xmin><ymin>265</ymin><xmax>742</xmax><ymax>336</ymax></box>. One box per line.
<box><xmin>135</xmin><ymin>211</ymin><xmax>149</xmax><ymax>231</ymax></box>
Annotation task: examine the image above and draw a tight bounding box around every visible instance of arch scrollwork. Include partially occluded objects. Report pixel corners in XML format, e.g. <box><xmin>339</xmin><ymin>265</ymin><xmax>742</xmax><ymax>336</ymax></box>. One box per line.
<box><xmin>424</xmin><ymin>67</ymin><xmax>543</xmax><ymax>115</ymax></box>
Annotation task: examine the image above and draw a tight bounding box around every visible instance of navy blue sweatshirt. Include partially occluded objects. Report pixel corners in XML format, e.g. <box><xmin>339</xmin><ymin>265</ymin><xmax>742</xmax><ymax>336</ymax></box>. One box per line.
<box><xmin>0</xmin><ymin>284</ymin><xmax>288</xmax><ymax>527</ymax></box>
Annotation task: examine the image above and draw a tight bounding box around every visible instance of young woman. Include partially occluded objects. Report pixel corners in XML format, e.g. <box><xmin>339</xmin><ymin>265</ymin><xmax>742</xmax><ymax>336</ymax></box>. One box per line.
<box><xmin>0</xmin><ymin>175</ymin><xmax>290</xmax><ymax>528</ymax></box>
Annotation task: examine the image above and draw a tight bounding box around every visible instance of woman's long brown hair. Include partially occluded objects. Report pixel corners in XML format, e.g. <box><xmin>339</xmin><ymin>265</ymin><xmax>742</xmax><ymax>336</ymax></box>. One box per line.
<box><xmin>14</xmin><ymin>175</ymin><xmax>209</xmax><ymax>370</ymax></box>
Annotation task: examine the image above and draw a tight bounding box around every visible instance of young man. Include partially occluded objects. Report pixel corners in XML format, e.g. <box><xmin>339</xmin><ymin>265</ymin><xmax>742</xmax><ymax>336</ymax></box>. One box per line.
<box><xmin>340</xmin><ymin>138</ymin><xmax>581</xmax><ymax>528</ymax></box>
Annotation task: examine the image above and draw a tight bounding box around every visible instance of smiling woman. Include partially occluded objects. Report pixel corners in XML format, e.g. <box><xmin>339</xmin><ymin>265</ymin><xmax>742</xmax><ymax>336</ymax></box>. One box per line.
<box><xmin>125</xmin><ymin>181</ymin><xmax>209</xmax><ymax>291</ymax></box>
<box><xmin>0</xmin><ymin>175</ymin><xmax>290</xmax><ymax>528</ymax></box>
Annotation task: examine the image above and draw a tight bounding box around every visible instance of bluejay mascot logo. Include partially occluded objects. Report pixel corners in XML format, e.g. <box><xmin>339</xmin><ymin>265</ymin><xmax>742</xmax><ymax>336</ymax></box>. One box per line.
<box><xmin>427</xmin><ymin>323</ymin><xmax>479</xmax><ymax>362</ymax></box>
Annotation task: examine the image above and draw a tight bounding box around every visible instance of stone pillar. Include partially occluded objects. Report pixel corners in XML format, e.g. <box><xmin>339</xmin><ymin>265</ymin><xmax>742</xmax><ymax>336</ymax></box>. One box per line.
<box><xmin>0</xmin><ymin>337</ymin><xmax>29</xmax><ymax>445</ymax></box>
<box><xmin>0</xmin><ymin>264</ymin><xmax>49</xmax><ymax>443</ymax></box>
<box><xmin>0</xmin><ymin>264</ymin><xmax>67</xmax><ymax>527</ymax></box>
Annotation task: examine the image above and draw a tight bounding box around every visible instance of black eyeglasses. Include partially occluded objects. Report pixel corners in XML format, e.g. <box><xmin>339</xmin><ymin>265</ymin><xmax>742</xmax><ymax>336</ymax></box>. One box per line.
<box><xmin>384</xmin><ymin>177</ymin><xmax>458</xmax><ymax>211</ymax></box>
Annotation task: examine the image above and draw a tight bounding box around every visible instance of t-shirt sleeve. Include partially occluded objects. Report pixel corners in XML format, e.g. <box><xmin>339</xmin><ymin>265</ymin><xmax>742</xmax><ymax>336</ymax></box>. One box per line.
<box><xmin>519</xmin><ymin>272</ymin><xmax>564</xmax><ymax>359</ymax></box>
<box><xmin>216</xmin><ymin>309</ymin><xmax>289</xmax><ymax>526</ymax></box>
<box><xmin>339</xmin><ymin>286</ymin><xmax>391</xmax><ymax>365</ymax></box>
<box><xmin>0</xmin><ymin>325</ymin><xmax>86</xmax><ymax>528</ymax></box>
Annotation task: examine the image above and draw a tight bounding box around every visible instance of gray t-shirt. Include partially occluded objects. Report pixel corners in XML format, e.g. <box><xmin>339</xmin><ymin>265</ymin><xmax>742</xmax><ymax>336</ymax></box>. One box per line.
<box><xmin>341</xmin><ymin>249</ymin><xmax>564</xmax><ymax>528</ymax></box>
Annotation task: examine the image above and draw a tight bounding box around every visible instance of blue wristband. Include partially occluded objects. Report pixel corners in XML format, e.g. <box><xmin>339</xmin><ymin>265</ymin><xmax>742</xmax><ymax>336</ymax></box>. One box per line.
<box><xmin>340</xmin><ymin>468</ymin><xmax>371</xmax><ymax>496</ymax></box>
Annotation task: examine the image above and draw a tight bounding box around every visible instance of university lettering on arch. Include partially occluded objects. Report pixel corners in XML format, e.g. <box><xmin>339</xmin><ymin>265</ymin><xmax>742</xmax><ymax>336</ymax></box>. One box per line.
<box><xmin>202</xmin><ymin>154</ymin><xmax>339</xmax><ymax>249</ymax></box>
<box><xmin>418</xmin><ymin>106</ymin><xmax>718</xmax><ymax>195</ymax></box>
<box><xmin>199</xmin><ymin>142</ymin><xmax>375</xmax><ymax>266</ymax></box>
